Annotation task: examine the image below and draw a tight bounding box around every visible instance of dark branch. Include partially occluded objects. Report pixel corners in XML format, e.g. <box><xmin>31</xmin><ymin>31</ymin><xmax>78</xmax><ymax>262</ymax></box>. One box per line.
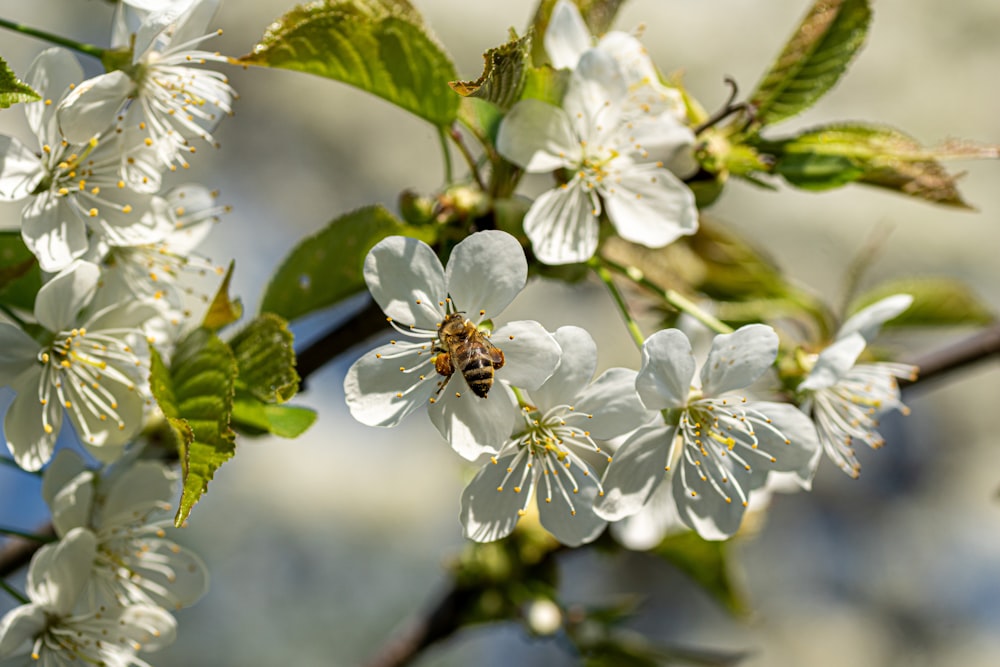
<box><xmin>296</xmin><ymin>299</ymin><xmax>386</xmax><ymax>386</ymax></box>
<box><xmin>0</xmin><ymin>523</ymin><xmax>54</xmax><ymax>579</ymax></box>
<box><xmin>902</xmin><ymin>322</ymin><xmax>1000</xmax><ymax>390</ymax></box>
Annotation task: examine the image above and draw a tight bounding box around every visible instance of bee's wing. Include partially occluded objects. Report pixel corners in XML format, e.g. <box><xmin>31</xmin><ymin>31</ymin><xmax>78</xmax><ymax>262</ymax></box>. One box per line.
<box><xmin>483</xmin><ymin>335</ymin><xmax>505</xmax><ymax>369</ymax></box>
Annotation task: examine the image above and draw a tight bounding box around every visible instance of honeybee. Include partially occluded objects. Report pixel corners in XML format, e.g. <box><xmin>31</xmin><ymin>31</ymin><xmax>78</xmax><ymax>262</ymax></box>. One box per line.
<box><xmin>434</xmin><ymin>313</ymin><xmax>505</xmax><ymax>398</ymax></box>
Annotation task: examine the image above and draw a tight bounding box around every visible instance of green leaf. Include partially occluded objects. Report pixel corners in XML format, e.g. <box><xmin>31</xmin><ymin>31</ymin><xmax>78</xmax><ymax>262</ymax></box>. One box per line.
<box><xmin>528</xmin><ymin>0</ymin><xmax>628</xmax><ymax>65</ymax></box>
<box><xmin>231</xmin><ymin>397</ymin><xmax>317</xmax><ymax>438</ymax></box>
<box><xmin>229</xmin><ymin>313</ymin><xmax>300</xmax><ymax>403</ymax></box>
<box><xmin>653</xmin><ymin>531</ymin><xmax>747</xmax><ymax>615</ymax></box>
<box><xmin>0</xmin><ymin>56</ymin><xmax>40</xmax><ymax>109</ymax></box>
<box><xmin>260</xmin><ymin>204</ymin><xmax>435</xmax><ymax>322</ymax></box>
<box><xmin>149</xmin><ymin>331</ymin><xmax>238</xmax><ymax>527</ymax></box>
<box><xmin>0</xmin><ymin>232</ymin><xmax>40</xmax><ymax>312</ymax></box>
<box><xmin>202</xmin><ymin>262</ymin><xmax>242</xmax><ymax>331</ymax></box>
<box><xmin>450</xmin><ymin>31</ymin><xmax>531</xmax><ymax>111</ymax></box>
<box><xmin>763</xmin><ymin>123</ymin><xmax>983</xmax><ymax>207</ymax></box>
<box><xmin>850</xmin><ymin>278</ymin><xmax>994</xmax><ymax>328</ymax></box>
<box><xmin>241</xmin><ymin>0</ymin><xmax>459</xmax><ymax>126</ymax></box>
<box><xmin>749</xmin><ymin>0</ymin><xmax>871</xmax><ymax>127</ymax></box>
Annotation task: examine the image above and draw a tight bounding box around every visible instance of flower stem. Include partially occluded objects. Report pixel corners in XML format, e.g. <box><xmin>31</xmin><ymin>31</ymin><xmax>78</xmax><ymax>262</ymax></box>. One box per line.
<box><xmin>0</xmin><ymin>17</ymin><xmax>106</xmax><ymax>59</ymax></box>
<box><xmin>0</xmin><ymin>527</ymin><xmax>55</xmax><ymax>543</ymax></box>
<box><xmin>0</xmin><ymin>579</ymin><xmax>28</xmax><ymax>605</ymax></box>
<box><xmin>437</xmin><ymin>126</ymin><xmax>454</xmax><ymax>184</ymax></box>
<box><xmin>588</xmin><ymin>259</ymin><xmax>646</xmax><ymax>350</ymax></box>
<box><xmin>598</xmin><ymin>256</ymin><xmax>733</xmax><ymax>334</ymax></box>
<box><xmin>448</xmin><ymin>125</ymin><xmax>486</xmax><ymax>191</ymax></box>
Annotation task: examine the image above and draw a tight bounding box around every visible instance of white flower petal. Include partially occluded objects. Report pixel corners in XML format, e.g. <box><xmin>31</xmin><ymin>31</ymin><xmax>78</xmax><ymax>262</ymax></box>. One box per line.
<box><xmin>627</xmin><ymin>113</ymin><xmax>698</xmax><ymax>176</ymax></box>
<box><xmin>523</xmin><ymin>182</ymin><xmax>599</xmax><ymax>265</ymax></box>
<box><xmin>26</xmin><ymin>48</ymin><xmax>83</xmax><ymax>142</ymax></box>
<box><xmin>594</xmin><ymin>423</ymin><xmax>675</xmax><ymax>521</ymax></box>
<box><xmin>610</xmin><ymin>479</ymin><xmax>688</xmax><ymax>550</ymax></box>
<box><xmin>574</xmin><ymin>367</ymin><xmax>654</xmax><ymax>440</ymax></box>
<box><xmin>530</xmin><ymin>326</ymin><xmax>597</xmax><ymax>410</ymax></box>
<box><xmin>839</xmin><ymin>293</ymin><xmax>913</xmax><ymax>342</ymax></box>
<box><xmin>26</xmin><ymin>527</ymin><xmax>97</xmax><ymax>614</ymax></box>
<box><xmin>445</xmin><ymin>230</ymin><xmax>527</xmax><ymax>320</ymax></box>
<box><xmin>0</xmin><ymin>324</ymin><xmax>41</xmax><ymax>380</ymax></box>
<box><xmin>57</xmin><ymin>71</ymin><xmax>133</xmax><ymax>144</ymax></box>
<box><xmin>117</xmin><ymin>604</ymin><xmax>177</xmax><ymax>652</ymax></box>
<box><xmin>538</xmin><ymin>463</ymin><xmax>606</xmax><ymax>546</ymax></box>
<box><xmin>428</xmin><ymin>379</ymin><xmax>517</xmax><ymax>460</ymax></box>
<box><xmin>492</xmin><ymin>321</ymin><xmax>561</xmax><ymax>391</ymax></box>
<box><xmin>671</xmin><ymin>447</ymin><xmax>749</xmax><ymax>541</ymax></box>
<box><xmin>602</xmin><ymin>163</ymin><xmax>698</xmax><ymax>248</ymax></box>
<box><xmin>597</xmin><ymin>31</ymin><xmax>686</xmax><ymax>118</ymax></box>
<box><xmin>699</xmin><ymin>324</ymin><xmax>778</xmax><ymax>397</ymax></box>
<box><xmin>169</xmin><ymin>0</ymin><xmax>219</xmax><ymax>49</ymax></box>
<box><xmin>0</xmin><ymin>135</ymin><xmax>43</xmax><ymax>201</ymax></box>
<box><xmin>497</xmin><ymin>99</ymin><xmax>578</xmax><ymax>172</ymax></box>
<box><xmin>34</xmin><ymin>260</ymin><xmax>100</xmax><ymax>332</ymax></box>
<box><xmin>460</xmin><ymin>453</ymin><xmax>532</xmax><ymax>543</ymax></box>
<box><xmin>563</xmin><ymin>49</ymin><xmax>627</xmax><ymax>133</ymax></box>
<box><xmin>544</xmin><ymin>0</ymin><xmax>592</xmax><ymax>69</ymax></box>
<box><xmin>40</xmin><ymin>449</ymin><xmax>88</xmax><ymax>509</ymax></box>
<box><xmin>50</xmin><ymin>471</ymin><xmax>95</xmax><ymax>536</ymax></box>
<box><xmin>799</xmin><ymin>333</ymin><xmax>867</xmax><ymax>392</ymax></box>
<box><xmin>343</xmin><ymin>341</ymin><xmax>438</xmax><ymax>427</ymax></box>
<box><xmin>134</xmin><ymin>4</ymin><xmax>189</xmax><ymax>58</ymax></box>
<box><xmin>0</xmin><ymin>604</ymin><xmax>47</xmax><ymax>659</ymax></box>
<box><xmin>635</xmin><ymin>329</ymin><xmax>695</xmax><ymax>410</ymax></box>
<box><xmin>752</xmin><ymin>401</ymin><xmax>822</xmax><ymax>490</ymax></box>
<box><xmin>161</xmin><ymin>184</ymin><xmax>218</xmax><ymax>253</ymax></box>
<box><xmin>363</xmin><ymin>236</ymin><xmax>446</xmax><ymax>330</ymax></box>
<box><xmin>5</xmin><ymin>369</ymin><xmax>61</xmax><ymax>472</ymax></box>
<box><xmin>100</xmin><ymin>461</ymin><xmax>177</xmax><ymax>527</ymax></box>
<box><xmin>21</xmin><ymin>195</ymin><xmax>89</xmax><ymax>273</ymax></box>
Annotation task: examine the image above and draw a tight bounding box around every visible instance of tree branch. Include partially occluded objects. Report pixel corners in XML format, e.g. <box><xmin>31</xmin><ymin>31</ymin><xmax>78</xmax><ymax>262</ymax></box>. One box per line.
<box><xmin>901</xmin><ymin>322</ymin><xmax>1000</xmax><ymax>390</ymax></box>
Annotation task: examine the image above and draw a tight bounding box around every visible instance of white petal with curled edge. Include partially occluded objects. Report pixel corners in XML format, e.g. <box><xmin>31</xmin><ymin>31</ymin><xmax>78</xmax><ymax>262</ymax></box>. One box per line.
<box><xmin>50</xmin><ymin>471</ymin><xmax>95</xmax><ymax>536</ymax></box>
<box><xmin>100</xmin><ymin>462</ymin><xmax>177</xmax><ymax>528</ymax></box>
<box><xmin>603</xmin><ymin>163</ymin><xmax>697</xmax><ymax>249</ymax></box>
<box><xmin>594</xmin><ymin>423</ymin><xmax>675</xmax><ymax>521</ymax></box>
<box><xmin>429</xmin><ymin>379</ymin><xmax>516</xmax><ymax>460</ymax></box>
<box><xmin>635</xmin><ymin>329</ymin><xmax>695</xmax><ymax>410</ymax></box>
<box><xmin>538</xmin><ymin>462</ymin><xmax>606</xmax><ymax>546</ymax></box>
<box><xmin>699</xmin><ymin>324</ymin><xmax>778</xmax><ymax>397</ymax></box>
<box><xmin>751</xmin><ymin>401</ymin><xmax>822</xmax><ymax>490</ymax></box>
<box><xmin>34</xmin><ymin>260</ymin><xmax>99</xmax><ymax>332</ymax></box>
<box><xmin>544</xmin><ymin>0</ymin><xmax>591</xmax><ymax>69</ymax></box>
<box><xmin>0</xmin><ymin>323</ymin><xmax>41</xmax><ymax>380</ymax></box>
<box><xmin>363</xmin><ymin>236</ymin><xmax>446</xmax><ymax>331</ymax></box>
<box><xmin>26</xmin><ymin>48</ymin><xmax>83</xmax><ymax>143</ymax></box>
<box><xmin>461</xmin><ymin>453</ymin><xmax>532</xmax><ymax>543</ymax></box>
<box><xmin>27</xmin><ymin>528</ymin><xmax>97</xmax><ymax>614</ymax></box>
<box><xmin>799</xmin><ymin>333</ymin><xmax>867</xmax><ymax>392</ymax></box>
<box><xmin>5</xmin><ymin>368</ymin><xmax>61</xmax><ymax>472</ymax></box>
<box><xmin>611</xmin><ymin>479</ymin><xmax>688</xmax><ymax>550</ymax></box>
<box><xmin>574</xmin><ymin>367</ymin><xmax>654</xmax><ymax>440</ymax></box>
<box><xmin>446</xmin><ymin>231</ymin><xmax>527</xmax><ymax>321</ymax></box>
<box><xmin>563</xmin><ymin>49</ymin><xmax>627</xmax><ymax>136</ymax></box>
<box><xmin>57</xmin><ymin>71</ymin><xmax>132</xmax><ymax>144</ymax></box>
<box><xmin>497</xmin><ymin>99</ymin><xmax>578</xmax><ymax>172</ymax></box>
<box><xmin>530</xmin><ymin>326</ymin><xmax>597</xmax><ymax>411</ymax></box>
<box><xmin>838</xmin><ymin>293</ymin><xmax>914</xmax><ymax>342</ymax></box>
<box><xmin>671</xmin><ymin>446</ymin><xmax>748</xmax><ymax>541</ymax></box>
<box><xmin>41</xmin><ymin>449</ymin><xmax>88</xmax><ymax>509</ymax></box>
<box><xmin>118</xmin><ymin>604</ymin><xmax>177</xmax><ymax>652</ymax></box>
<box><xmin>344</xmin><ymin>341</ymin><xmax>438</xmax><ymax>427</ymax></box>
<box><xmin>137</xmin><ymin>540</ymin><xmax>209</xmax><ymax>608</ymax></box>
<box><xmin>21</xmin><ymin>194</ymin><xmax>89</xmax><ymax>274</ymax></box>
<box><xmin>523</xmin><ymin>183</ymin><xmax>599</xmax><ymax>265</ymax></box>
<box><xmin>0</xmin><ymin>136</ymin><xmax>42</xmax><ymax>201</ymax></box>
<box><xmin>492</xmin><ymin>320</ymin><xmax>561</xmax><ymax>391</ymax></box>
<box><xmin>0</xmin><ymin>604</ymin><xmax>47</xmax><ymax>659</ymax></box>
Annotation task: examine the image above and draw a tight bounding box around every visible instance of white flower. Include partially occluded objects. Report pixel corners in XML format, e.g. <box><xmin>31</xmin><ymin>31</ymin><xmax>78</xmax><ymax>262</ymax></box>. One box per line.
<box><xmin>0</xmin><ymin>261</ymin><xmax>154</xmax><ymax>471</ymax></box>
<box><xmin>344</xmin><ymin>231</ymin><xmax>561</xmax><ymax>460</ymax></box>
<box><xmin>460</xmin><ymin>326</ymin><xmax>653</xmax><ymax>546</ymax></box>
<box><xmin>41</xmin><ymin>449</ymin><xmax>209</xmax><ymax>610</ymax></box>
<box><xmin>497</xmin><ymin>48</ymin><xmax>697</xmax><ymax>265</ymax></box>
<box><xmin>0</xmin><ymin>527</ymin><xmax>176</xmax><ymax>665</ymax></box>
<box><xmin>596</xmin><ymin>325</ymin><xmax>821</xmax><ymax>540</ymax></box>
<box><xmin>59</xmin><ymin>0</ymin><xmax>234</xmax><ymax>169</ymax></box>
<box><xmin>798</xmin><ymin>294</ymin><xmax>918</xmax><ymax>478</ymax></box>
<box><xmin>0</xmin><ymin>48</ymin><xmax>172</xmax><ymax>272</ymax></box>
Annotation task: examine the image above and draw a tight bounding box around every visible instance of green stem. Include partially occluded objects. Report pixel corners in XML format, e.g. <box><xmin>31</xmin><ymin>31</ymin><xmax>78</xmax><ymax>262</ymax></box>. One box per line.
<box><xmin>0</xmin><ymin>527</ymin><xmax>55</xmax><ymax>543</ymax></box>
<box><xmin>0</xmin><ymin>18</ymin><xmax>105</xmax><ymax>59</ymax></box>
<box><xmin>588</xmin><ymin>259</ymin><xmax>646</xmax><ymax>350</ymax></box>
<box><xmin>599</xmin><ymin>256</ymin><xmax>733</xmax><ymax>335</ymax></box>
<box><xmin>447</xmin><ymin>125</ymin><xmax>486</xmax><ymax>190</ymax></box>
<box><xmin>0</xmin><ymin>579</ymin><xmax>29</xmax><ymax>605</ymax></box>
<box><xmin>437</xmin><ymin>126</ymin><xmax>454</xmax><ymax>185</ymax></box>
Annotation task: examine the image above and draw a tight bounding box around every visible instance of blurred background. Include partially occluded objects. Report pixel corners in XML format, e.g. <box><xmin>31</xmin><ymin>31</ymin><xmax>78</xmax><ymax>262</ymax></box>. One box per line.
<box><xmin>1</xmin><ymin>0</ymin><xmax>999</xmax><ymax>665</ymax></box>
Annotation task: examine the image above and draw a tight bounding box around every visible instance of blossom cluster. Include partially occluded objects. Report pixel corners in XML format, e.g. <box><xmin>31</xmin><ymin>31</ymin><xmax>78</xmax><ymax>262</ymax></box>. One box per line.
<box><xmin>0</xmin><ymin>0</ymin><xmax>228</xmax><ymax>662</ymax></box>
